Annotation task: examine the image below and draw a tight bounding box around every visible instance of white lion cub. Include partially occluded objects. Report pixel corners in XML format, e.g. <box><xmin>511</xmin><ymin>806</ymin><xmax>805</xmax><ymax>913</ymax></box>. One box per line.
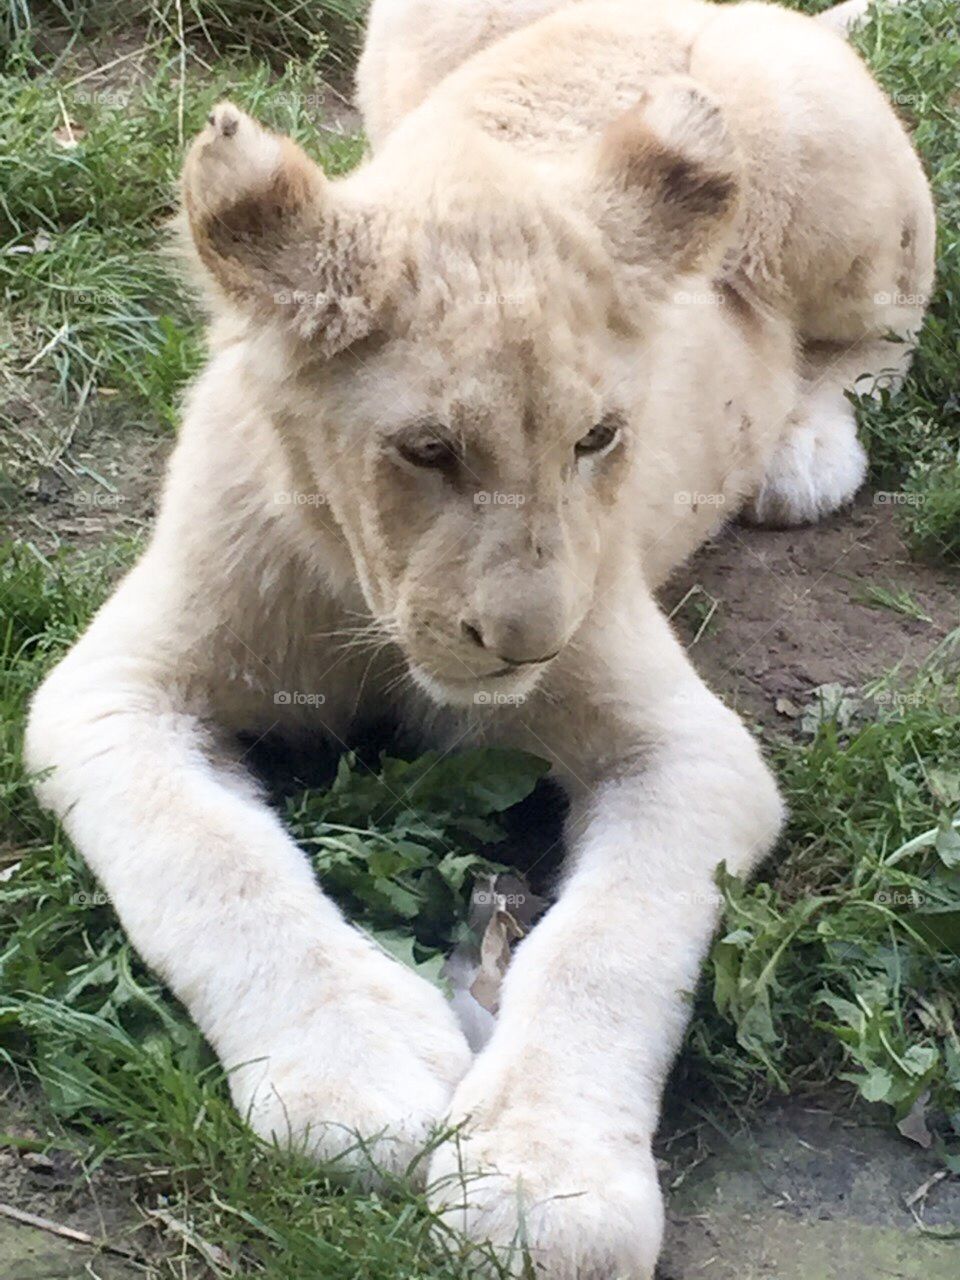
<box><xmin>28</xmin><ymin>0</ymin><xmax>933</xmax><ymax>1275</ymax></box>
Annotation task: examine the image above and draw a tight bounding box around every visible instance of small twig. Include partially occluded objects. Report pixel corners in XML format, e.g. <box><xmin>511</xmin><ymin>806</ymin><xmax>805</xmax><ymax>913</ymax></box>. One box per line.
<box><xmin>55</xmin><ymin>93</ymin><xmax>76</xmax><ymax>145</ymax></box>
<box><xmin>907</xmin><ymin>1199</ymin><xmax>960</xmax><ymax>1240</ymax></box>
<box><xmin>174</xmin><ymin>0</ymin><xmax>187</xmax><ymax>147</ymax></box>
<box><xmin>63</xmin><ymin>41</ymin><xmax>163</xmax><ymax>90</ymax></box>
<box><xmin>0</xmin><ymin>1203</ymin><xmax>145</xmax><ymax>1264</ymax></box>
<box><xmin>45</xmin><ymin>375</ymin><xmax>94</xmax><ymax>467</ymax></box>
<box><xmin>20</xmin><ymin>322</ymin><xmax>70</xmax><ymax>375</ymax></box>
<box><xmin>905</xmin><ymin>1168</ymin><xmax>947</xmax><ymax>1210</ymax></box>
<box><xmin>145</xmin><ymin>1206</ymin><xmax>235</xmax><ymax>1274</ymax></box>
<box><xmin>317</xmin><ymin>77</ymin><xmax>355</xmax><ymax>113</ymax></box>
<box><xmin>667</xmin><ymin>584</ymin><xmax>700</xmax><ymax>620</ymax></box>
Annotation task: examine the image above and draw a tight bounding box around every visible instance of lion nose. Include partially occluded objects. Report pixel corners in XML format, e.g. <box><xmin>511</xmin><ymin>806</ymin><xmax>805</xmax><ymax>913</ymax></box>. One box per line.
<box><xmin>459</xmin><ymin>613</ymin><xmax>565</xmax><ymax>667</ymax></box>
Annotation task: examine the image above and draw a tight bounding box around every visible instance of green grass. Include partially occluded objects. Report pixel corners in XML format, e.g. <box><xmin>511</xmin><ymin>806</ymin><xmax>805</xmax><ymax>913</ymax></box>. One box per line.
<box><xmin>0</xmin><ymin>44</ymin><xmax>363</xmax><ymax>446</ymax></box>
<box><xmin>854</xmin><ymin>581</ymin><xmax>934</xmax><ymax>622</ymax></box>
<box><xmin>0</xmin><ymin>0</ymin><xmax>365</xmax><ymax>65</ymax></box>
<box><xmin>0</xmin><ymin>0</ymin><xmax>959</xmax><ymax>1272</ymax></box>
<box><xmin>849</xmin><ymin>0</ymin><xmax>960</xmax><ymax>562</ymax></box>
<box><xmin>686</xmin><ymin>646</ymin><xmax>960</xmax><ymax>1167</ymax></box>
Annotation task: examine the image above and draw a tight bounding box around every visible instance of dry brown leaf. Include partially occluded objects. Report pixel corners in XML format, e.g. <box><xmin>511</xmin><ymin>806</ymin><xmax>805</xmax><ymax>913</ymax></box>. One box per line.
<box><xmin>897</xmin><ymin>1091</ymin><xmax>933</xmax><ymax>1149</ymax></box>
<box><xmin>446</xmin><ymin>872</ymin><xmax>550</xmax><ymax>1038</ymax></box>
<box><xmin>470</xmin><ymin>908</ymin><xmax>525</xmax><ymax>1014</ymax></box>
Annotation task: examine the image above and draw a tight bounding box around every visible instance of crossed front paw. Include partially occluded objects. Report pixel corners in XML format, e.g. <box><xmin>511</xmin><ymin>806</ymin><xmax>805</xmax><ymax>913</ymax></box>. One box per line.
<box><xmin>427</xmin><ymin>1103</ymin><xmax>664</xmax><ymax>1278</ymax></box>
<box><xmin>226</xmin><ymin>950</ymin><xmax>472</xmax><ymax>1183</ymax></box>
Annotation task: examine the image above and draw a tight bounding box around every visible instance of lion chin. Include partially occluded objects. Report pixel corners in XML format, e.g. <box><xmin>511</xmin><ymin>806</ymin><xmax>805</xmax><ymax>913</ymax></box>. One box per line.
<box><xmin>407</xmin><ymin>661</ymin><xmax>546</xmax><ymax>711</ymax></box>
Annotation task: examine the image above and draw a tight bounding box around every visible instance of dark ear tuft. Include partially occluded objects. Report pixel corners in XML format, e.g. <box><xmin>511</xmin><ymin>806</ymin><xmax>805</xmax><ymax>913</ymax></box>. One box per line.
<box><xmin>660</xmin><ymin>158</ymin><xmax>738</xmax><ymax>217</ymax></box>
<box><xmin>181</xmin><ymin>103</ymin><xmax>385</xmax><ymax>356</ymax></box>
<box><xmin>594</xmin><ymin>76</ymin><xmax>741</xmax><ymax>284</ymax></box>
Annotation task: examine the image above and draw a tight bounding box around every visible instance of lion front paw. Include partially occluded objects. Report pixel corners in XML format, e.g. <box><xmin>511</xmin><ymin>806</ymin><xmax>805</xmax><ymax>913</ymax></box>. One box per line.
<box><xmin>427</xmin><ymin>1114</ymin><xmax>664</xmax><ymax>1278</ymax></box>
<box><xmin>226</xmin><ymin>951</ymin><xmax>473</xmax><ymax>1184</ymax></box>
<box><xmin>743</xmin><ymin>390</ymin><xmax>867</xmax><ymax>527</ymax></box>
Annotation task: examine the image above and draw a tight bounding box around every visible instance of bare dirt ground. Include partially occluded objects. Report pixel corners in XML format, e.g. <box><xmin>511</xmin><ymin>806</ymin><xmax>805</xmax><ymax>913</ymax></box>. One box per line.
<box><xmin>2</xmin><ymin>389</ymin><xmax>168</xmax><ymax>550</ymax></box>
<box><xmin>659</xmin><ymin>1097</ymin><xmax>960</xmax><ymax>1280</ymax></box>
<box><xmin>0</xmin><ymin>1086</ymin><xmax>176</xmax><ymax>1279</ymax></box>
<box><xmin>666</xmin><ymin>495</ymin><xmax>959</xmax><ymax>729</ymax></box>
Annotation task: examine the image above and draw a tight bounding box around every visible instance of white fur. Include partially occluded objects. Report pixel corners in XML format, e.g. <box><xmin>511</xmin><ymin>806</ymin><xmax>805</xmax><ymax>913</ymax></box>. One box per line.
<box><xmin>25</xmin><ymin>1</ymin><xmax>933</xmax><ymax>1275</ymax></box>
<box><xmin>746</xmin><ymin>387</ymin><xmax>868</xmax><ymax>526</ymax></box>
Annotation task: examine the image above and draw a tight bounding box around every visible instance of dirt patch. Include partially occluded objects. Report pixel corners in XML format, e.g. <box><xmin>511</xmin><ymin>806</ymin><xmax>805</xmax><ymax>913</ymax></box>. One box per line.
<box><xmin>28</xmin><ymin>23</ymin><xmax>362</xmax><ymax>137</ymax></box>
<box><xmin>658</xmin><ymin>1097</ymin><xmax>960</xmax><ymax>1280</ymax></box>
<box><xmin>663</xmin><ymin>495</ymin><xmax>959</xmax><ymax>729</ymax></box>
<box><xmin>1</xmin><ymin>386</ymin><xmax>170</xmax><ymax>552</ymax></box>
<box><xmin>0</xmin><ymin>1084</ymin><xmax>189</xmax><ymax>1279</ymax></box>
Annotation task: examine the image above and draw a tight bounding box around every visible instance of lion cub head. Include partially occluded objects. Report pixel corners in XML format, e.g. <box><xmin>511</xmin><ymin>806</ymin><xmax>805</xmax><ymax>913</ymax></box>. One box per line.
<box><xmin>182</xmin><ymin>82</ymin><xmax>739</xmax><ymax>705</ymax></box>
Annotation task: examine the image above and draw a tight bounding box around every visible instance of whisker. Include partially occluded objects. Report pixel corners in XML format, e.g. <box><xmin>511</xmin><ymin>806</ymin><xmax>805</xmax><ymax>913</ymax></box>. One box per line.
<box><xmin>382</xmin><ymin>661</ymin><xmax>416</xmax><ymax>699</ymax></box>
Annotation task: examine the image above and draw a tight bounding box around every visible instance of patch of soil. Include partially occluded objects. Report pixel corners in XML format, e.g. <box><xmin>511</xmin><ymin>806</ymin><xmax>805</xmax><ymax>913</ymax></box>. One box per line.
<box><xmin>0</xmin><ymin>1084</ymin><xmax>189</xmax><ymax>1279</ymax></box>
<box><xmin>658</xmin><ymin>1096</ymin><xmax>960</xmax><ymax>1280</ymax></box>
<box><xmin>1</xmin><ymin>387</ymin><xmax>171</xmax><ymax>552</ymax></box>
<box><xmin>663</xmin><ymin>494</ymin><xmax>959</xmax><ymax>730</ymax></box>
<box><xmin>28</xmin><ymin>21</ymin><xmax>362</xmax><ymax>133</ymax></box>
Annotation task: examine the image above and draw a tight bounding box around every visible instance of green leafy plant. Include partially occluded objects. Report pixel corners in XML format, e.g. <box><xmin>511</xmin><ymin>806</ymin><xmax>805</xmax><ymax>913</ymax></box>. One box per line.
<box><xmin>694</xmin><ymin>646</ymin><xmax>960</xmax><ymax>1165</ymax></box>
<box><xmin>850</xmin><ymin>0</ymin><xmax>960</xmax><ymax>562</ymax></box>
<box><xmin>287</xmin><ymin>748</ymin><xmax>550</xmax><ymax>971</ymax></box>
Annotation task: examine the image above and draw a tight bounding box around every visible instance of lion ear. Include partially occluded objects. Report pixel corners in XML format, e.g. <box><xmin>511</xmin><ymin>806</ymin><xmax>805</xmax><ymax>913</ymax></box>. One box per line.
<box><xmin>592</xmin><ymin>76</ymin><xmax>741</xmax><ymax>289</ymax></box>
<box><xmin>181</xmin><ymin>102</ymin><xmax>385</xmax><ymax>356</ymax></box>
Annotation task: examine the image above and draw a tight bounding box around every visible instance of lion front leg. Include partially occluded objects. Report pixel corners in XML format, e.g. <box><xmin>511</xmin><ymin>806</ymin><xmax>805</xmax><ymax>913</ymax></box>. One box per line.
<box><xmin>26</xmin><ymin>559</ymin><xmax>472</xmax><ymax>1182</ymax></box>
<box><xmin>427</xmin><ymin>597</ymin><xmax>784</xmax><ymax>1276</ymax></box>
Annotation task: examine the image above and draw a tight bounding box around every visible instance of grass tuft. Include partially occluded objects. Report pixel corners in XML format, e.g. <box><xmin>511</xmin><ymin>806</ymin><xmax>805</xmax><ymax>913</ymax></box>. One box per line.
<box><xmin>1</xmin><ymin>0</ymin><xmax>365</xmax><ymax>67</ymax></box>
<box><xmin>850</xmin><ymin>0</ymin><xmax>960</xmax><ymax>561</ymax></box>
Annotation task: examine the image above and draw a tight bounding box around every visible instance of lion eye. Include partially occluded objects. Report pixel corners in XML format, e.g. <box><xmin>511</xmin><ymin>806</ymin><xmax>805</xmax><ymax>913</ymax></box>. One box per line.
<box><xmin>395</xmin><ymin>430</ymin><xmax>459</xmax><ymax>471</ymax></box>
<box><xmin>575</xmin><ymin>417</ymin><xmax>621</xmax><ymax>457</ymax></box>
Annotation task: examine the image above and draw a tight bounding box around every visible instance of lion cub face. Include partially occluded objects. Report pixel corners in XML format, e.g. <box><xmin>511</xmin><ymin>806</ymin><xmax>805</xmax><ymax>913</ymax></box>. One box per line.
<box><xmin>310</xmin><ymin>297</ymin><xmax>639</xmax><ymax>704</ymax></box>
<box><xmin>184</xmin><ymin>85</ymin><xmax>740</xmax><ymax>703</ymax></box>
